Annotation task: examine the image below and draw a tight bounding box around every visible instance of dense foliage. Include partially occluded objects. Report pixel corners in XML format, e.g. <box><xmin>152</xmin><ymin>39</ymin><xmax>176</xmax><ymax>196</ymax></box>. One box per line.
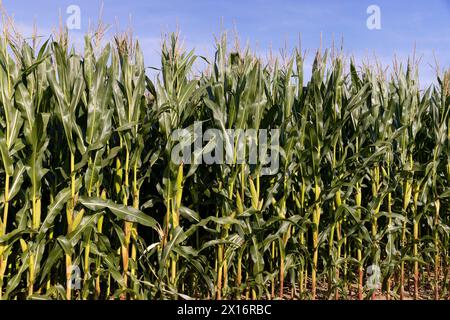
<box><xmin>0</xmin><ymin>29</ymin><xmax>449</xmax><ymax>300</ymax></box>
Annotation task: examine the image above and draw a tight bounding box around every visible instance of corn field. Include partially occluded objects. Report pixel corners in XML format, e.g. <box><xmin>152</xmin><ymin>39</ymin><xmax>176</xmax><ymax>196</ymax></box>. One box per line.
<box><xmin>0</xmin><ymin>26</ymin><xmax>449</xmax><ymax>300</ymax></box>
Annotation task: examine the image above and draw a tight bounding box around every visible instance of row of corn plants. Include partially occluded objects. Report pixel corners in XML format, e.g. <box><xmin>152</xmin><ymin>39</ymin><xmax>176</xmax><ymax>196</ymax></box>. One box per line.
<box><xmin>0</xmin><ymin>25</ymin><xmax>449</xmax><ymax>300</ymax></box>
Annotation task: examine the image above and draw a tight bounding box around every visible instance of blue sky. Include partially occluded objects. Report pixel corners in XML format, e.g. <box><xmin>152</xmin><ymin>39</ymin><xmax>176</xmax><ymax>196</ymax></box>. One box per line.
<box><xmin>2</xmin><ymin>0</ymin><xmax>450</xmax><ymax>86</ymax></box>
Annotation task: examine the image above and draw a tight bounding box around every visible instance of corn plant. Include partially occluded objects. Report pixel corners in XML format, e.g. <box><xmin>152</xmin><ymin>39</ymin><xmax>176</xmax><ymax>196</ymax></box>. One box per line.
<box><xmin>0</xmin><ymin>24</ymin><xmax>450</xmax><ymax>300</ymax></box>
